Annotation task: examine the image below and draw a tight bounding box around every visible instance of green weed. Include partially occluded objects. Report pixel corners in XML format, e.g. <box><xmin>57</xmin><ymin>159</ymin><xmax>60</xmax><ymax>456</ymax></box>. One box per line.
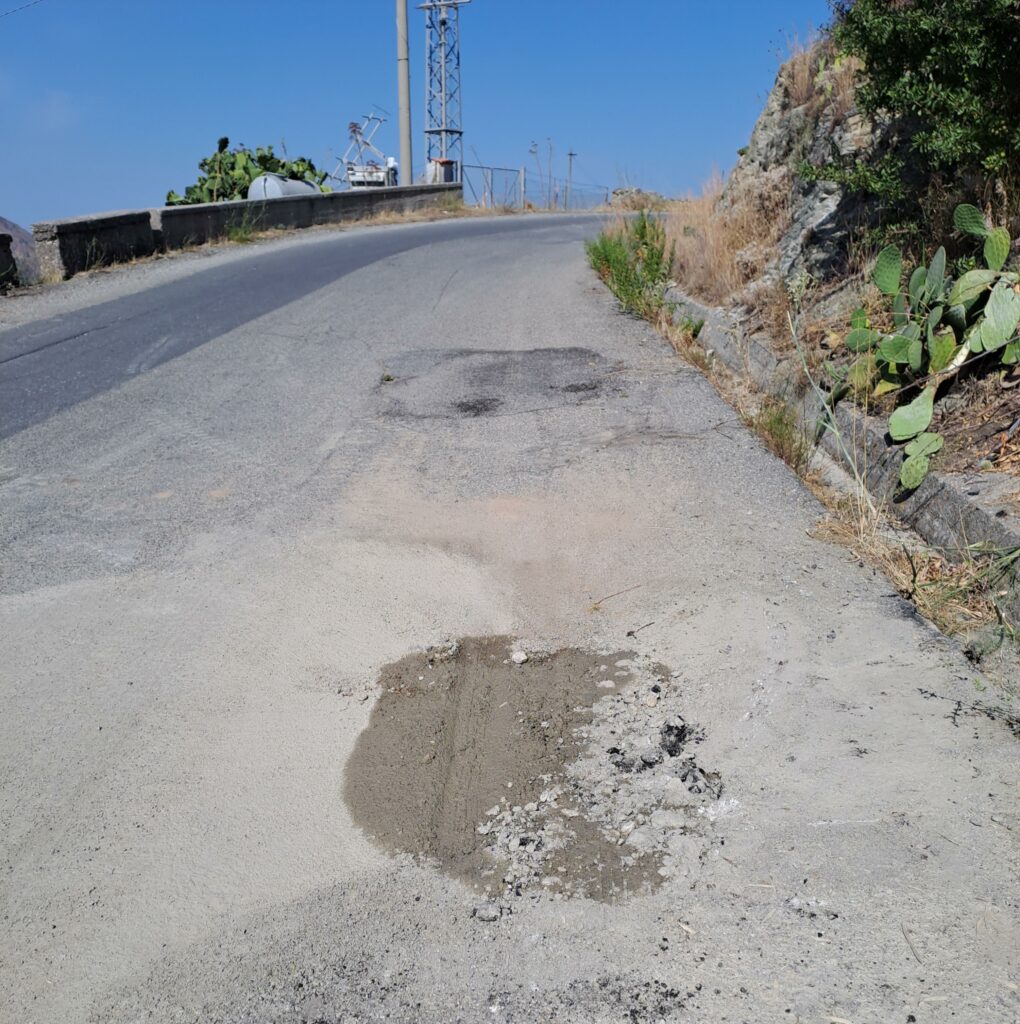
<box><xmin>586</xmin><ymin>212</ymin><xmax>675</xmax><ymax>321</ymax></box>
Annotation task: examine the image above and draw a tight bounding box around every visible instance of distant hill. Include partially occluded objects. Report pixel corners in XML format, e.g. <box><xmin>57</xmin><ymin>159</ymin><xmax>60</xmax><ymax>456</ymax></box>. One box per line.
<box><xmin>0</xmin><ymin>216</ymin><xmax>39</xmax><ymax>284</ymax></box>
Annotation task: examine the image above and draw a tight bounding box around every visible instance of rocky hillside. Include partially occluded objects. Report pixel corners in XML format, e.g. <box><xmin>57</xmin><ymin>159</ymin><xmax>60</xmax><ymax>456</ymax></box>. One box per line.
<box><xmin>0</xmin><ymin>216</ymin><xmax>39</xmax><ymax>285</ymax></box>
<box><xmin>723</xmin><ymin>45</ymin><xmax>894</xmax><ymax>295</ymax></box>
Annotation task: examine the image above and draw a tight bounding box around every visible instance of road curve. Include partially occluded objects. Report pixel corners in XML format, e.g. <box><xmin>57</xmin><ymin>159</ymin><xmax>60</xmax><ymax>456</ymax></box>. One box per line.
<box><xmin>0</xmin><ymin>215</ymin><xmax>598</xmax><ymax>439</ymax></box>
<box><xmin>0</xmin><ymin>215</ymin><xmax>1016</xmax><ymax>1023</ymax></box>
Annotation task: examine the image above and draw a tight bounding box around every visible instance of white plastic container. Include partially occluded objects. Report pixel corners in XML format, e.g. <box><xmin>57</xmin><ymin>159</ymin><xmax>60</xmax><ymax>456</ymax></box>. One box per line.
<box><xmin>246</xmin><ymin>173</ymin><xmax>319</xmax><ymax>200</ymax></box>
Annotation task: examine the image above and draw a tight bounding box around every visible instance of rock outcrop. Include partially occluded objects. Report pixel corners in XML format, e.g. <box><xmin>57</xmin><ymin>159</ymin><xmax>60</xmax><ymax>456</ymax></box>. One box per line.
<box><xmin>725</xmin><ymin>49</ymin><xmax>890</xmax><ymax>288</ymax></box>
<box><xmin>0</xmin><ymin>234</ymin><xmax>18</xmax><ymax>290</ymax></box>
<box><xmin>0</xmin><ymin>216</ymin><xmax>39</xmax><ymax>285</ymax></box>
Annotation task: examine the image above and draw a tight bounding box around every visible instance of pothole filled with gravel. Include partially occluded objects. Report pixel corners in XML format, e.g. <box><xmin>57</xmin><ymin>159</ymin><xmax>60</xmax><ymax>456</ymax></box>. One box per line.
<box><xmin>344</xmin><ymin>636</ymin><xmax>723</xmax><ymax>904</ymax></box>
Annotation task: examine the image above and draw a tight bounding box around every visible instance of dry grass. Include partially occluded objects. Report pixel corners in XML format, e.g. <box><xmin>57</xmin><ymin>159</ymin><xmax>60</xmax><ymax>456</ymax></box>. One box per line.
<box><xmin>812</xmin><ymin>498</ymin><xmax>1014</xmax><ymax>637</ymax></box>
<box><xmin>665</xmin><ymin>170</ymin><xmax>792</xmax><ymax>305</ymax></box>
<box><xmin>781</xmin><ymin>33</ymin><xmax>821</xmax><ymax>108</ymax></box>
<box><xmin>743</xmin><ymin>395</ymin><xmax>812</xmax><ymax>475</ymax></box>
<box><xmin>826</xmin><ymin>53</ymin><xmax>862</xmax><ymax>123</ymax></box>
<box><xmin>664</xmin><ymin>314</ymin><xmax>714</xmax><ymax>375</ymax></box>
<box><xmin>779</xmin><ymin>34</ymin><xmax>860</xmax><ymax>122</ymax></box>
<box><xmin>747</xmin><ymin>277</ymin><xmax>795</xmax><ymax>348</ymax></box>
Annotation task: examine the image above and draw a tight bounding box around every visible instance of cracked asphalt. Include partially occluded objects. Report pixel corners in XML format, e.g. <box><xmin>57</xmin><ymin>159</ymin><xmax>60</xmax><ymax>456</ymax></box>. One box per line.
<box><xmin>0</xmin><ymin>214</ymin><xmax>1017</xmax><ymax>1023</ymax></box>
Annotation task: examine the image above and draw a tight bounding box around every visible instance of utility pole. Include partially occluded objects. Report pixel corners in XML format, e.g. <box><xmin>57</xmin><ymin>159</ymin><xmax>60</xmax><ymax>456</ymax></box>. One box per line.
<box><xmin>396</xmin><ymin>0</ymin><xmax>413</xmax><ymax>186</ymax></box>
<box><xmin>566</xmin><ymin>150</ymin><xmax>576</xmax><ymax>210</ymax></box>
<box><xmin>529</xmin><ymin>141</ymin><xmax>543</xmax><ymax>206</ymax></box>
<box><xmin>547</xmin><ymin>137</ymin><xmax>554</xmax><ymax>210</ymax></box>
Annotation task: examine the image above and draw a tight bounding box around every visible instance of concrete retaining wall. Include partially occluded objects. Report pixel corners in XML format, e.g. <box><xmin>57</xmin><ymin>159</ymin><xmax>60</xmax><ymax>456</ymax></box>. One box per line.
<box><xmin>33</xmin><ymin>184</ymin><xmax>462</xmax><ymax>280</ymax></box>
<box><xmin>666</xmin><ymin>287</ymin><xmax>1020</xmax><ymax>625</ymax></box>
<box><xmin>32</xmin><ymin>211</ymin><xmax>156</xmax><ymax>281</ymax></box>
<box><xmin>0</xmin><ymin>234</ymin><xmax>18</xmax><ymax>290</ymax></box>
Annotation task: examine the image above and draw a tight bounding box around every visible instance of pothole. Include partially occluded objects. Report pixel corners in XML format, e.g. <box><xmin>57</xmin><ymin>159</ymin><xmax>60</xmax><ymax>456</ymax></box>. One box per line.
<box><xmin>344</xmin><ymin>636</ymin><xmax>723</xmax><ymax>903</ymax></box>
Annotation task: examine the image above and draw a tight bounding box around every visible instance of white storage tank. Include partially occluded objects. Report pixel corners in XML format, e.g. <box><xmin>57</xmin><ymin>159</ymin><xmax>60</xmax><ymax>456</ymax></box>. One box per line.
<box><xmin>247</xmin><ymin>173</ymin><xmax>320</xmax><ymax>199</ymax></box>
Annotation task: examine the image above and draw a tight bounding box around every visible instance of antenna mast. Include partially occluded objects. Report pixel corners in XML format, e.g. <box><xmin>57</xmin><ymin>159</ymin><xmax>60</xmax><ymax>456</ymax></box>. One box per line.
<box><xmin>420</xmin><ymin>0</ymin><xmax>470</xmax><ymax>183</ymax></box>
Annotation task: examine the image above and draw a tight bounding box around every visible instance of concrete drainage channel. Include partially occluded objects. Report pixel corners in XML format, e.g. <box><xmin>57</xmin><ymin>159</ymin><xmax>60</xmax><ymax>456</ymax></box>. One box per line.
<box><xmin>344</xmin><ymin>637</ymin><xmax>723</xmax><ymax>915</ymax></box>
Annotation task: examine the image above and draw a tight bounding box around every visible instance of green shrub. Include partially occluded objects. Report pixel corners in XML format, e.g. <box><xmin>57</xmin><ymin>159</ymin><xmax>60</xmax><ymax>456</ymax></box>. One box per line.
<box><xmin>831</xmin><ymin>0</ymin><xmax>1020</xmax><ymax>176</ymax></box>
<box><xmin>798</xmin><ymin>152</ymin><xmax>907</xmax><ymax>204</ymax></box>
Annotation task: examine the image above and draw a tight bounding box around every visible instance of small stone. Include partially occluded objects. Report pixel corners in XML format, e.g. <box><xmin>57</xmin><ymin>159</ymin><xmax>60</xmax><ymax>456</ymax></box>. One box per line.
<box><xmin>626</xmin><ymin>826</ymin><xmax>656</xmax><ymax>851</ymax></box>
<box><xmin>511</xmin><ymin>651</ymin><xmax>528</xmax><ymax>665</ymax></box>
<box><xmin>644</xmin><ymin>694</ymin><xmax>659</xmax><ymax>708</ymax></box>
<box><xmin>650</xmin><ymin>808</ymin><xmax>686</xmax><ymax>829</ymax></box>
<box><xmin>474</xmin><ymin>904</ymin><xmax>500</xmax><ymax>922</ymax></box>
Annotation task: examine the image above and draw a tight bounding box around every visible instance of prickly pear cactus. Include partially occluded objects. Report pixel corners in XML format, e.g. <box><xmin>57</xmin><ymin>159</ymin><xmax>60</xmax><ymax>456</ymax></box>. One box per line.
<box><xmin>832</xmin><ymin>204</ymin><xmax>1018</xmax><ymax>491</ymax></box>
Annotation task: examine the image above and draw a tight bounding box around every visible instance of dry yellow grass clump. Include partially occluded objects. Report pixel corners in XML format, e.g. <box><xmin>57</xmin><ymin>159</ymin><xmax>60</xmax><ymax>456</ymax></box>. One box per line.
<box><xmin>664</xmin><ymin>171</ymin><xmax>792</xmax><ymax>305</ymax></box>
<box><xmin>812</xmin><ymin>497</ymin><xmax>1014</xmax><ymax>639</ymax></box>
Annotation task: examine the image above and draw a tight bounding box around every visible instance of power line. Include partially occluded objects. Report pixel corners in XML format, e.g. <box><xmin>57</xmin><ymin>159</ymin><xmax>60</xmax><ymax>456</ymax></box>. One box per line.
<box><xmin>0</xmin><ymin>0</ymin><xmax>45</xmax><ymax>18</ymax></box>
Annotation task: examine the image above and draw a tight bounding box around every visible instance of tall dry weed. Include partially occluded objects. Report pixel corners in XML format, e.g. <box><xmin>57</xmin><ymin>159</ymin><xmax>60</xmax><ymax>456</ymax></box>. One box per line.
<box><xmin>782</xmin><ymin>36</ymin><xmax>820</xmax><ymax>109</ymax></box>
<box><xmin>826</xmin><ymin>53</ymin><xmax>862</xmax><ymax>123</ymax></box>
<box><xmin>666</xmin><ymin>171</ymin><xmax>791</xmax><ymax>304</ymax></box>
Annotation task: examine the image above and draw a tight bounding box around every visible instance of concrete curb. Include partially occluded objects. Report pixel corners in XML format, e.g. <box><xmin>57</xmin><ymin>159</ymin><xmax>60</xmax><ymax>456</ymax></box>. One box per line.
<box><xmin>666</xmin><ymin>287</ymin><xmax>1020</xmax><ymax>623</ymax></box>
<box><xmin>32</xmin><ymin>183</ymin><xmax>463</xmax><ymax>280</ymax></box>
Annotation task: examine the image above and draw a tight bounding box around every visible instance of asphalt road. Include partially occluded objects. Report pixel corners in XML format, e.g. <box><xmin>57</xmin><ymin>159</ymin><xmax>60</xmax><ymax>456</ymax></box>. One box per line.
<box><xmin>1</xmin><ymin>215</ymin><xmax>1017</xmax><ymax>1023</ymax></box>
<box><xmin>0</xmin><ymin>215</ymin><xmax>598</xmax><ymax>439</ymax></box>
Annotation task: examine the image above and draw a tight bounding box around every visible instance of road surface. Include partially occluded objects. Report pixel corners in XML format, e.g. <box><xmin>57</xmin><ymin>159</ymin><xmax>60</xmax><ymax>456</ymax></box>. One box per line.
<box><xmin>1</xmin><ymin>215</ymin><xmax>1016</xmax><ymax>1023</ymax></box>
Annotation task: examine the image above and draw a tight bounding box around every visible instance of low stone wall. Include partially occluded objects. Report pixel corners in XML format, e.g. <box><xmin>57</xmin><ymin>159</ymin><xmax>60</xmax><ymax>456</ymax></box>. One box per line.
<box><xmin>34</xmin><ymin>184</ymin><xmax>462</xmax><ymax>280</ymax></box>
<box><xmin>0</xmin><ymin>234</ymin><xmax>18</xmax><ymax>290</ymax></box>
<box><xmin>32</xmin><ymin>211</ymin><xmax>156</xmax><ymax>281</ymax></box>
<box><xmin>667</xmin><ymin>287</ymin><xmax>1020</xmax><ymax>625</ymax></box>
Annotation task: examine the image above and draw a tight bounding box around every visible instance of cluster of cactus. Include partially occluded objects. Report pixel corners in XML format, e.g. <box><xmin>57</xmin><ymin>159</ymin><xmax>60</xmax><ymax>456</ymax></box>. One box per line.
<box><xmin>166</xmin><ymin>137</ymin><xmax>329</xmax><ymax>206</ymax></box>
<box><xmin>836</xmin><ymin>204</ymin><xmax>1019</xmax><ymax>489</ymax></box>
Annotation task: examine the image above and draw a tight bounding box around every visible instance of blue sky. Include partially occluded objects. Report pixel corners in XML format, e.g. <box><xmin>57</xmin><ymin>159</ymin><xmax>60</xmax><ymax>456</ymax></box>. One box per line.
<box><xmin>0</xmin><ymin>0</ymin><xmax>830</xmax><ymax>227</ymax></box>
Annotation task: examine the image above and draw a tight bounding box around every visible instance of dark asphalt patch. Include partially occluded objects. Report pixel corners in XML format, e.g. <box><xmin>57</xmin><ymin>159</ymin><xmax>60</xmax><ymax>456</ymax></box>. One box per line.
<box><xmin>452</xmin><ymin>397</ymin><xmax>503</xmax><ymax>417</ymax></box>
<box><xmin>378</xmin><ymin>347</ymin><xmax>612</xmax><ymax>421</ymax></box>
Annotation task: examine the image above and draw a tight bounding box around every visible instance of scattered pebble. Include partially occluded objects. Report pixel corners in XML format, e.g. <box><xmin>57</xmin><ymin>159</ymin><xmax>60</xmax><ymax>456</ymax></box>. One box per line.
<box><xmin>511</xmin><ymin>651</ymin><xmax>529</xmax><ymax>665</ymax></box>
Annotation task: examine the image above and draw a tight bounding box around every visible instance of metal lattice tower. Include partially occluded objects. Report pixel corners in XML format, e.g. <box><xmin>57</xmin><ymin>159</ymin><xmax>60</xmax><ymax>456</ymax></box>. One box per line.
<box><xmin>420</xmin><ymin>0</ymin><xmax>470</xmax><ymax>178</ymax></box>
